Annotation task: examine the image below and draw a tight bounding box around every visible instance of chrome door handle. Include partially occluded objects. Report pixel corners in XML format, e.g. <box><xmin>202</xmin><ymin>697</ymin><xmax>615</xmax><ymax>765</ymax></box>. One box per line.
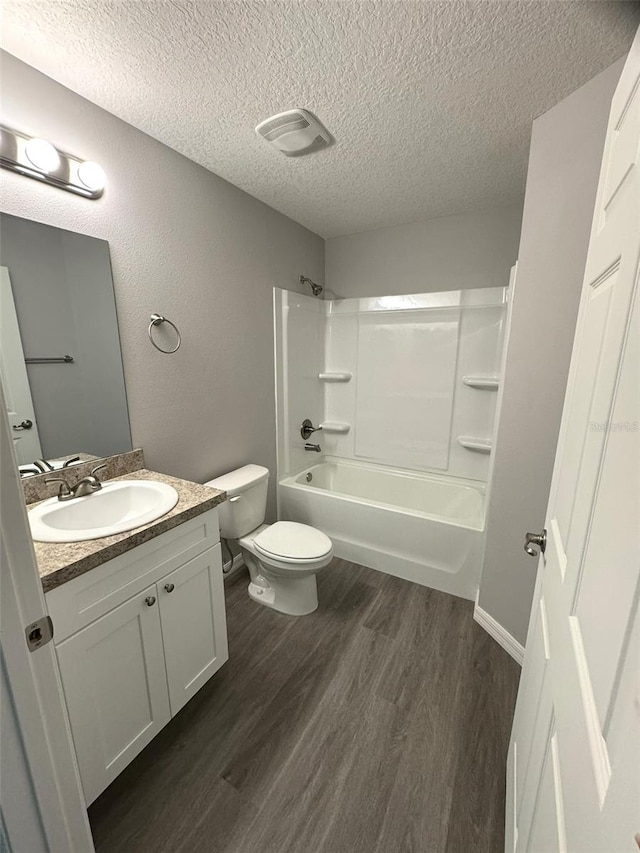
<box><xmin>13</xmin><ymin>419</ymin><xmax>33</xmax><ymax>430</ymax></box>
<box><xmin>164</xmin><ymin>583</ymin><xmax>175</xmax><ymax>593</ymax></box>
<box><xmin>524</xmin><ymin>529</ymin><xmax>547</xmax><ymax>557</ymax></box>
<box><xmin>145</xmin><ymin>595</ymin><xmax>156</xmax><ymax>606</ymax></box>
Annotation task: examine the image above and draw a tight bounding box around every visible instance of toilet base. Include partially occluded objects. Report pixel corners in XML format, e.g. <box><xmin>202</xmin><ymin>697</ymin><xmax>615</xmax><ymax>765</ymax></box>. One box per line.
<box><xmin>247</xmin><ymin>572</ymin><xmax>318</xmax><ymax>616</ymax></box>
<box><xmin>242</xmin><ymin>548</ymin><xmax>320</xmax><ymax>616</ymax></box>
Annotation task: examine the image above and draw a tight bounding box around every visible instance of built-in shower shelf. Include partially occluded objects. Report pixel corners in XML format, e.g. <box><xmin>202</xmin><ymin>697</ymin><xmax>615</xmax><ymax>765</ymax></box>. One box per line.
<box><xmin>457</xmin><ymin>436</ymin><xmax>492</xmax><ymax>454</ymax></box>
<box><xmin>318</xmin><ymin>372</ymin><xmax>352</xmax><ymax>382</ymax></box>
<box><xmin>320</xmin><ymin>422</ymin><xmax>351</xmax><ymax>434</ymax></box>
<box><xmin>462</xmin><ymin>376</ymin><xmax>500</xmax><ymax>390</ymax></box>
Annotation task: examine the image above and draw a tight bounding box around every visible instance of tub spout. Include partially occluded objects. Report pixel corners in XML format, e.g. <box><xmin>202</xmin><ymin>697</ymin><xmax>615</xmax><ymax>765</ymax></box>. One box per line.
<box><xmin>305</xmin><ymin>443</ymin><xmax>322</xmax><ymax>452</ymax></box>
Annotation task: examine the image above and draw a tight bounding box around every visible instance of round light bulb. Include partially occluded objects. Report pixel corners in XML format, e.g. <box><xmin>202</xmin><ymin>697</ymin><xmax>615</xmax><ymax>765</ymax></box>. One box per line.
<box><xmin>24</xmin><ymin>137</ymin><xmax>61</xmax><ymax>173</ymax></box>
<box><xmin>77</xmin><ymin>160</ymin><xmax>106</xmax><ymax>192</ymax></box>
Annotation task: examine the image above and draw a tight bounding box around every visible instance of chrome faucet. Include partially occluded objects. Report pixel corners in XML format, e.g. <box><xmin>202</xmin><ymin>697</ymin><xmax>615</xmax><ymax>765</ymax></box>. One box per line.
<box><xmin>304</xmin><ymin>443</ymin><xmax>322</xmax><ymax>452</ymax></box>
<box><xmin>45</xmin><ymin>463</ymin><xmax>108</xmax><ymax>501</ymax></box>
<box><xmin>73</xmin><ymin>463</ymin><xmax>108</xmax><ymax>497</ymax></box>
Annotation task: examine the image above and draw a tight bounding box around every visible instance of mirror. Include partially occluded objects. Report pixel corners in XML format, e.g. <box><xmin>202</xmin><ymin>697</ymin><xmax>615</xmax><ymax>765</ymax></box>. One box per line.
<box><xmin>0</xmin><ymin>214</ymin><xmax>132</xmax><ymax>474</ymax></box>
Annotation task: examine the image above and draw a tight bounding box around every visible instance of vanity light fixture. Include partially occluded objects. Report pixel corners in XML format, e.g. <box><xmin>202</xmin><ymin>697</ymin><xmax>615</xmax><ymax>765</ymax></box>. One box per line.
<box><xmin>0</xmin><ymin>125</ymin><xmax>106</xmax><ymax>199</ymax></box>
<box><xmin>24</xmin><ymin>137</ymin><xmax>61</xmax><ymax>173</ymax></box>
<box><xmin>77</xmin><ymin>160</ymin><xmax>107</xmax><ymax>192</ymax></box>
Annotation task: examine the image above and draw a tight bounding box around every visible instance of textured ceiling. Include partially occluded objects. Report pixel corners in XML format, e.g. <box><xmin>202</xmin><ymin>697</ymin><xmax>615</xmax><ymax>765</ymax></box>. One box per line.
<box><xmin>2</xmin><ymin>1</ymin><xmax>639</xmax><ymax>237</ymax></box>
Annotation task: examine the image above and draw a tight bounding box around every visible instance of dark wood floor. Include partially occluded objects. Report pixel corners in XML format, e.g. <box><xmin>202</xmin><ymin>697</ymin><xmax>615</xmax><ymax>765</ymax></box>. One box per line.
<box><xmin>89</xmin><ymin>560</ymin><xmax>520</xmax><ymax>853</ymax></box>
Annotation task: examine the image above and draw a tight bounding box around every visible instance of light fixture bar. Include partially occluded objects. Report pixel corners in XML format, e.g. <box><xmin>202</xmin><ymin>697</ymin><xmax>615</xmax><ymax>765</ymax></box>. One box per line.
<box><xmin>0</xmin><ymin>126</ymin><xmax>106</xmax><ymax>199</ymax></box>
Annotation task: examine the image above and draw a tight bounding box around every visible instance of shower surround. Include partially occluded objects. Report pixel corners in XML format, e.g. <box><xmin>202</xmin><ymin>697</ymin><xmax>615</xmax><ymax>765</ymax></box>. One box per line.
<box><xmin>274</xmin><ymin>286</ymin><xmax>507</xmax><ymax>599</ymax></box>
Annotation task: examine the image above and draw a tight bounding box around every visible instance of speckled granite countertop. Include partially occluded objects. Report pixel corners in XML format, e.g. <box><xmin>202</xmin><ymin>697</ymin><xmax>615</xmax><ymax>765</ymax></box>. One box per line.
<box><xmin>34</xmin><ymin>469</ymin><xmax>226</xmax><ymax>593</ymax></box>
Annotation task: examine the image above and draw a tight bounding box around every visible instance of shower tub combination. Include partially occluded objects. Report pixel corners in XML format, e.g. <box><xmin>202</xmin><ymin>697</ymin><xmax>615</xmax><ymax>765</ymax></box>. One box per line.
<box><xmin>274</xmin><ymin>286</ymin><xmax>507</xmax><ymax>600</ymax></box>
<box><xmin>279</xmin><ymin>458</ymin><xmax>486</xmax><ymax>600</ymax></box>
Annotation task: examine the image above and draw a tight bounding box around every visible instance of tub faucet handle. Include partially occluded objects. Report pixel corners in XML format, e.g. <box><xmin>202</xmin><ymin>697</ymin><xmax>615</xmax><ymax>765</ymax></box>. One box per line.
<box><xmin>300</xmin><ymin>419</ymin><xmax>322</xmax><ymax>440</ymax></box>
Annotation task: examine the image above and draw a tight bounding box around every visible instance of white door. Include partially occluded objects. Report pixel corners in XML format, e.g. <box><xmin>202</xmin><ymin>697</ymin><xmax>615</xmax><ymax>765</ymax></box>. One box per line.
<box><xmin>506</xmin><ymin>29</ymin><xmax>640</xmax><ymax>853</ymax></box>
<box><xmin>159</xmin><ymin>545</ymin><xmax>228</xmax><ymax>715</ymax></box>
<box><xmin>0</xmin><ymin>266</ymin><xmax>43</xmax><ymax>463</ymax></box>
<box><xmin>0</xmin><ymin>389</ymin><xmax>94</xmax><ymax>851</ymax></box>
<box><xmin>55</xmin><ymin>585</ymin><xmax>171</xmax><ymax>805</ymax></box>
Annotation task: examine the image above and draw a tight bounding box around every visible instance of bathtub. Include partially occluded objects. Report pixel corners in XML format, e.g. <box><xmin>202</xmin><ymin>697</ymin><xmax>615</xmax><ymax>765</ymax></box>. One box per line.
<box><xmin>278</xmin><ymin>458</ymin><xmax>486</xmax><ymax>600</ymax></box>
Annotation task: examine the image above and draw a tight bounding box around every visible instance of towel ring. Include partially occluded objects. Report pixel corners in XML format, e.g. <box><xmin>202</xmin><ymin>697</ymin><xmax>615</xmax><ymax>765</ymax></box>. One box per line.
<box><xmin>148</xmin><ymin>313</ymin><xmax>181</xmax><ymax>354</ymax></box>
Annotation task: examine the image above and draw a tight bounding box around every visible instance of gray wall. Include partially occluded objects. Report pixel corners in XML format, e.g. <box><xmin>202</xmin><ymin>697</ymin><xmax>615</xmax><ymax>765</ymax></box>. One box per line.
<box><xmin>325</xmin><ymin>204</ymin><xmax>523</xmax><ymax>298</ymax></box>
<box><xmin>0</xmin><ymin>52</ymin><xmax>323</xmax><ymax>519</ymax></box>
<box><xmin>1</xmin><ymin>214</ymin><xmax>132</xmax><ymax>460</ymax></box>
<box><xmin>478</xmin><ymin>59</ymin><xmax>623</xmax><ymax>646</ymax></box>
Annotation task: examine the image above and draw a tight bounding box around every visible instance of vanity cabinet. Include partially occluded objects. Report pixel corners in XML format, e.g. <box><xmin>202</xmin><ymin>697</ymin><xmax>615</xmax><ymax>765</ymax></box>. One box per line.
<box><xmin>45</xmin><ymin>509</ymin><xmax>228</xmax><ymax>805</ymax></box>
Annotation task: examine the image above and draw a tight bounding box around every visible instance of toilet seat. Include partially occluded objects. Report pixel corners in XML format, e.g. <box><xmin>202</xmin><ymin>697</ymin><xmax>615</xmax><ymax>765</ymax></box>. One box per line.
<box><xmin>254</xmin><ymin>521</ymin><xmax>332</xmax><ymax>563</ymax></box>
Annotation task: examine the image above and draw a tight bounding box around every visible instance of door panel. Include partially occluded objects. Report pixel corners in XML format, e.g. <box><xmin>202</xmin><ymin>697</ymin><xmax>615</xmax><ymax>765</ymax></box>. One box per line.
<box><xmin>524</xmin><ymin>723</ymin><xmax>567</xmax><ymax>853</ymax></box>
<box><xmin>56</xmin><ymin>585</ymin><xmax>171</xmax><ymax>804</ymax></box>
<box><xmin>554</xmin><ymin>264</ymin><xmax>616</xmax><ymax>543</ymax></box>
<box><xmin>159</xmin><ymin>545</ymin><xmax>228</xmax><ymax>715</ymax></box>
<box><xmin>574</xmin><ymin>290</ymin><xmax>638</xmax><ymax>720</ymax></box>
<box><xmin>515</xmin><ymin>597</ymin><xmax>550</xmax><ymax>816</ymax></box>
<box><xmin>599</xmin><ymin>603</ymin><xmax>640</xmax><ymax>850</ymax></box>
<box><xmin>565</xmin><ymin>261</ymin><xmax>634</xmax><ymax>572</ymax></box>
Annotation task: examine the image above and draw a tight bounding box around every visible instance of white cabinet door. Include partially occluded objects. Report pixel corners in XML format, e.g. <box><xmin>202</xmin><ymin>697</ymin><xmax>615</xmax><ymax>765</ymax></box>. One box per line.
<box><xmin>56</xmin><ymin>585</ymin><xmax>171</xmax><ymax>805</ymax></box>
<box><xmin>159</xmin><ymin>545</ymin><xmax>228</xmax><ymax>716</ymax></box>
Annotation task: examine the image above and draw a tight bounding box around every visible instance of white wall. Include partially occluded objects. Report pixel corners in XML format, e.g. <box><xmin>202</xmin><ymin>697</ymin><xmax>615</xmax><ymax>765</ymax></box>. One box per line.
<box><xmin>325</xmin><ymin>204</ymin><xmax>522</xmax><ymax>299</ymax></box>
<box><xmin>0</xmin><ymin>52</ymin><xmax>324</xmax><ymax>519</ymax></box>
<box><xmin>478</xmin><ymin>59</ymin><xmax>623</xmax><ymax>647</ymax></box>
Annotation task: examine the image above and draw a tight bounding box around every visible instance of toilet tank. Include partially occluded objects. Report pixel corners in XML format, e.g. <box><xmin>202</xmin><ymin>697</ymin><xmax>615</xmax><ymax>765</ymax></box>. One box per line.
<box><xmin>205</xmin><ymin>464</ymin><xmax>269</xmax><ymax>539</ymax></box>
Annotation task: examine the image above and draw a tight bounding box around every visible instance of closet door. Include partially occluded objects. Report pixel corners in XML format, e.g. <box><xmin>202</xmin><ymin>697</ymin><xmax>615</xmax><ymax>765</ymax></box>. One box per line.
<box><xmin>158</xmin><ymin>545</ymin><xmax>228</xmax><ymax>715</ymax></box>
<box><xmin>56</xmin><ymin>585</ymin><xmax>170</xmax><ymax>805</ymax></box>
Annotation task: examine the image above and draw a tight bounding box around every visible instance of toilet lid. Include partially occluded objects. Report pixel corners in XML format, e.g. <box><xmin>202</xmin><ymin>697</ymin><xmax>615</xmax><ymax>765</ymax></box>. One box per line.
<box><xmin>254</xmin><ymin>521</ymin><xmax>332</xmax><ymax>561</ymax></box>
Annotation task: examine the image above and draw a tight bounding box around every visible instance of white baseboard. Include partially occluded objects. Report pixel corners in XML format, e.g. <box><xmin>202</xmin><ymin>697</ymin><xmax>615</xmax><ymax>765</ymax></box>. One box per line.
<box><xmin>473</xmin><ymin>596</ymin><xmax>524</xmax><ymax>666</ymax></box>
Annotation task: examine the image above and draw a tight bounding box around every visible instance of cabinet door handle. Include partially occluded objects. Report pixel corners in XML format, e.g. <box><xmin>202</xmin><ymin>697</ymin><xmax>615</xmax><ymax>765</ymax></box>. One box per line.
<box><xmin>145</xmin><ymin>595</ymin><xmax>156</xmax><ymax>607</ymax></box>
<box><xmin>164</xmin><ymin>583</ymin><xmax>175</xmax><ymax>593</ymax></box>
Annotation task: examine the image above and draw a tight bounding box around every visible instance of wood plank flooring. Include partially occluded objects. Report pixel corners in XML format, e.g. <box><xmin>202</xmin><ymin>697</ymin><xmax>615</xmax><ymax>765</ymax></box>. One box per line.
<box><xmin>88</xmin><ymin>559</ymin><xmax>520</xmax><ymax>853</ymax></box>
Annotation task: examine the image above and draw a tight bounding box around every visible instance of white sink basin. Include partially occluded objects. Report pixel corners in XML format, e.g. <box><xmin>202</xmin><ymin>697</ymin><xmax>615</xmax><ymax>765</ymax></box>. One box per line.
<box><xmin>29</xmin><ymin>480</ymin><xmax>179</xmax><ymax>543</ymax></box>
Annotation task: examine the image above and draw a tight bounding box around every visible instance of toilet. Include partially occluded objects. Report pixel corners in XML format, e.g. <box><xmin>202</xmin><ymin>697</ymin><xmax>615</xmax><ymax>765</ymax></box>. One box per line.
<box><xmin>206</xmin><ymin>464</ymin><xmax>333</xmax><ymax>615</ymax></box>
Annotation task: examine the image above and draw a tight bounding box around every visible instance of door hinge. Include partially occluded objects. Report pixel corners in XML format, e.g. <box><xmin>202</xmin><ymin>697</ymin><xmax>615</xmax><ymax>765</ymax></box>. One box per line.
<box><xmin>25</xmin><ymin>615</ymin><xmax>54</xmax><ymax>652</ymax></box>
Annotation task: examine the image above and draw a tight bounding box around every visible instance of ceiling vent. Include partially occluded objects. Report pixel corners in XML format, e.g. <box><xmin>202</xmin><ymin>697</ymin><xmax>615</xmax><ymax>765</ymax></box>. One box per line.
<box><xmin>255</xmin><ymin>109</ymin><xmax>331</xmax><ymax>157</ymax></box>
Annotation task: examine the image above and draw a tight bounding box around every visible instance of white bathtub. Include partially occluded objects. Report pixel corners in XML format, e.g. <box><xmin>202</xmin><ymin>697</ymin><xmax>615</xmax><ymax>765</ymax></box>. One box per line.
<box><xmin>278</xmin><ymin>459</ymin><xmax>486</xmax><ymax>600</ymax></box>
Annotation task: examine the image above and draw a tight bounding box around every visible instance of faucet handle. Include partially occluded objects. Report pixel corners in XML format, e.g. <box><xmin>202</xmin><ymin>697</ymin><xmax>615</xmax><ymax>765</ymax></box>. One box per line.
<box><xmin>44</xmin><ymin>476</ymin><xmax>72</xmax><ymax>499</ymax></box>
<box><xmin>90</xmin><ymin>463</ymin><xmax>107</xmax><ymax>480</ymax></box>
<box><xmin>300</xmin><ymin>419</ymin><xmax>322</xmax><ymax>440</ymax></box>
